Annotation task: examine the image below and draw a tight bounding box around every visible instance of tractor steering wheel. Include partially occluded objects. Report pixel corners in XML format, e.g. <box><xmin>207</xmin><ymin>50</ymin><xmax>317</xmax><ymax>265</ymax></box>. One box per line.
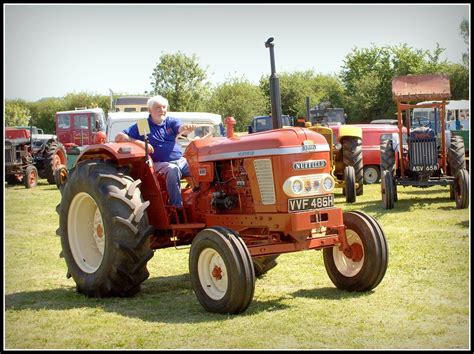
<box><xmin>417</xmin><ymin>117</ymin><xmax>431</xmax><ymax>129</ymax></box>
<box><xmin>176</xmin><ymin>124</ymin><xmax>215</xmax><ymax>142</ymax></box>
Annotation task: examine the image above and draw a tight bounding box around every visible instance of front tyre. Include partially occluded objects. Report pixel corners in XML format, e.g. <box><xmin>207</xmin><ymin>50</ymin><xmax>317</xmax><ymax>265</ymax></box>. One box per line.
<box><xmin>454</xmin><ymin>169</ymin><xmax>469</xmax><ymax>209</ymax></box>
<box><xmin>189</xmin><ymin>226</ymin><xmax>255</xmax><ymax>314</ymax></box>
<box><xmin>342</xmin><ymin>137</ymin><xmax>364</xmax><ymax>196</ymax></box>
<box><xmin>323</xmin><ymin>211</ymin><xmax>388</xmax><ymax>292</ymax></box>
<box><xmin>381</xmin><ymin>170</ymin><xmax>394</xmax><ymax>209</ymax></box>
<box><xmin>57</xmin><ymin>159</ymin><xmax>154</xmax><ymax>297</ymax></box>
<box><xmin>24</xmin><ymin>165</ymin><xmax>38</xmax><ymax>189</ymax></box>
<box><xmin>344</xmin><ymin>166</ymin><xmax>356</xmax><ymax>203</ymax></box>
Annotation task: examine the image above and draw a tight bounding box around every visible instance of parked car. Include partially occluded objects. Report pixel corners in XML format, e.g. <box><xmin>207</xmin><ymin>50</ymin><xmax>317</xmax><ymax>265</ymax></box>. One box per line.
<box><xmin>332</xmin><ymin>124</ymin><xmax>407</xmax><ymax>184</ymax></box>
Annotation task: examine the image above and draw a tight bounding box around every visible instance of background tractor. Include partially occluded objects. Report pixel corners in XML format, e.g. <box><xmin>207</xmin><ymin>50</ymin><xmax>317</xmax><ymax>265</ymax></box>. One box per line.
<box><xmin>5</xmin><ymin>128</ymin><xmax>38</xmax><ymax>188</ymax></box>
<box><xmin>303</xmin><ymin>99</ymin><xmax>364</xmax><ymax>203</ymax></box>
<box><xmin>5</xmin><ymin>124</ymin><xmax>67</xmax><ymax>188</ymax></box>
<box><xmin>56</xmin><ymin>37</ymin><xmax>388</xmax><ymax>314</ymax></box>
<box><xmin>380</xmin><ymin>74</ymin><xmax>469</xmax><ymax>209</ymax></box>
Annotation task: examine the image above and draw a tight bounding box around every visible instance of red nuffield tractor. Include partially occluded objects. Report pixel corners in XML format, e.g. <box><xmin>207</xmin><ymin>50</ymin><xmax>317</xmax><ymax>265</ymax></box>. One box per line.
<box><xmin>380</xmin><ymin>74</ymin><xmax>469</xmax><ymax>209</ymax></box>
<box><xmin>57</xmin><ymin>38</ymin><xmax>388</xmax><ymax>314</ymax></box>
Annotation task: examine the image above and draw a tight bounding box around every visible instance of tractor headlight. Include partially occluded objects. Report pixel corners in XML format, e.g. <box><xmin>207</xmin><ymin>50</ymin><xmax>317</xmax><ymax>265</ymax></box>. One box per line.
<box><xmin>323</xmin><ymin>176</ymin><xmax>335</xmax><ymax>192</ymax></box>
<box><xmin>292</xmin><ymin>179</ymin><xmax>303</xmax><ymax>194</ymax></box>
<box><xmin>283</xmin><ymin>174</ymin><xmax>333</xmax><ymax>197</ymax></box>
<box><xmin>334</xmin><ymin>142</ymin><xmax>342</xmax><ymax>150</ymax></box>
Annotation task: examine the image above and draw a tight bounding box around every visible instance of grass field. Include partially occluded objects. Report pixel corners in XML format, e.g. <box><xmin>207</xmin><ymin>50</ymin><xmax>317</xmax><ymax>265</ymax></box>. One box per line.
<box><xmin>4</xmin><ymin>180</ymin><xmax>470</xmax><ymax>349</ymax></box>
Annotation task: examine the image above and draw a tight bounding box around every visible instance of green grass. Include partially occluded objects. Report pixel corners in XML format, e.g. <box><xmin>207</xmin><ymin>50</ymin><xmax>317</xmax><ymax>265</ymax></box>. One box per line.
<box><xmin>5</xmin><ymin>180</ymin><xmax>470</xmax><ymax>349</ymax></box>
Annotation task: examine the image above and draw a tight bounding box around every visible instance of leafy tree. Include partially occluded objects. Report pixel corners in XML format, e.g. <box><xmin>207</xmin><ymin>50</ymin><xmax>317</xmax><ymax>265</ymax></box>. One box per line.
<box><xmin>460</xmin><ymin>18</ymin><xmax>469</xmax><ymax>67</ymax></box>
<box><xmin>5</xmin><ymin>100</ymin><xmax>31</xmax><ymax>127</ymax></box>
<box><xmin>150</xmin><ymin>52</ymin><xmax>210</xmax><ymax>111</ymax></box>
<box><xmin>204</xmin><ymin>77</ymin><xmax>266</xmax><ymax>132</ymax></box>
<box><xmin>340</xmin><ymin>43</ymin><xmax>461</xmax><ymax>122</ymax></box>
<box><xmin>259</xmin><ymin>71</ymin><xmax>346</xmax><ymax>119</ymax></box>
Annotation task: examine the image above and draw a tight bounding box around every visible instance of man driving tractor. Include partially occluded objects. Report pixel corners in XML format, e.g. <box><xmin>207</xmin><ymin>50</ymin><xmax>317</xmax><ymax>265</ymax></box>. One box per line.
<box><xmin>115</xmin><ymin>95</ymin><xmax>196</xmax><ymax>210</ymax></box>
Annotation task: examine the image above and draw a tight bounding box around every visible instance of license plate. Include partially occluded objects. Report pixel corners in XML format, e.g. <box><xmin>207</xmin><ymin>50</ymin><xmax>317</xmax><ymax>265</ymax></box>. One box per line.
<box><xmin>288</xmin><ymin>195</ymin><xmax>334</xmax><ymax>212</ymax></box>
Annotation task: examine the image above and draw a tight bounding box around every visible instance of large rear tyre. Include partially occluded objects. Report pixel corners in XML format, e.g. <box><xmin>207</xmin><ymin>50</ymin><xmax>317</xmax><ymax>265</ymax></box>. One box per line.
<box><xmin>323</xmin><ymin>211</ymin><xmax>388</xmax><ymax>292</ymax></box>
<box><xmin>342</xmin><ymin>137</ymin><xmax>364</xmax><ymax>196</ymax></box>
<box><xmin>381</xmin><ymin>170</ymin><xmax>394</xmax><ymax>209</ymax></box>
<box><xmin>344</xmin><ymin>166</ymin><xmax>356</xmax><ymax>203</ymax></box>
<box><xmin>454</xmin><ymin>169</ymin><xmax>469</xmax><ymax>209</ymax></box>
<box><xmin>253</xmin><ymin>255</ymin><xmax>279</xmax><ymax>277</ymax></box>
<box><xmin>447</xmin><ymin>136</ymin><xmax>466</xmax><ymax>175</ymax></box>
<box><xmin>24</xmin><ymin>165</ymin><xmax>38</xmax><ymax>189</ymax></box>
<box><xmin>44</xmin><ymin>140</ymin><xmax>67</xmax><ymax>184</ymax></box>
<box><xmin>57</xmin><ymin>159</ymin><xmax>154</xmax><ymax>297</ymax></box>
<box><xmin>189</xmin><ymin>226</ymin><xmax>255</xmax><ymax>314</ymax></box>
<box><xmin>380</xmin><ymin>140</ymin><xmax>396</xmax><ymax>177</ymax></box>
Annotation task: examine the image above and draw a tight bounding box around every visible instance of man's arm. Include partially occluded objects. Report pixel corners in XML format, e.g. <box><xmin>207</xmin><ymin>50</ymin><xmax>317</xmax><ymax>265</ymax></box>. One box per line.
<box><xmin>178</xmin><ymin>124</ymin><xmax>197</xmax><ymax>134</ymax></box>
<box><xmin>115</xmin><ymin>132</ymin><xmax>154</xmax><ymax>153</ymax></box>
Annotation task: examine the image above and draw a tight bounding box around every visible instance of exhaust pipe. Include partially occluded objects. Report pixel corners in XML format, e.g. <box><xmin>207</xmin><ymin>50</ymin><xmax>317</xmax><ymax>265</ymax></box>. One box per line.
<box><xmin>265</xmin><ymin>37</ymin><xmax>283</xmax><ymax>130</ymax></box>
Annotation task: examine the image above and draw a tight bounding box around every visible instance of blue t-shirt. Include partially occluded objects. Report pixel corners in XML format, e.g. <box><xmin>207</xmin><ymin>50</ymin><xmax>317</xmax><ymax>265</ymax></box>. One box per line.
<box><xmin>122</xmin><ymin>115</ymin><xmax>183</xmax><ymax>162</ymax></box>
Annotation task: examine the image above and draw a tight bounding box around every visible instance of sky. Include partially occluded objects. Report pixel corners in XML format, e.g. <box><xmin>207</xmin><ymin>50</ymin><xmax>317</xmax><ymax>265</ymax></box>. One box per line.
<box><xmin>4</xmin><ymin>3</ymin><xmax>470</xmax><ymax>102</ymax></box>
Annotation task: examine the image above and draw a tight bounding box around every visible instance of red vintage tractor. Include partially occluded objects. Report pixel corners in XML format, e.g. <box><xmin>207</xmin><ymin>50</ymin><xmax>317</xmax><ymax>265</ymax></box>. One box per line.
<box><xmin>56</xmin><ymin>38</ymin><xmax>388</xmax><ymax>314</ymax></box>
<box><xmin>380</xmin><ymin>74</ymin><xmax>469</xmax><ymax>209</ymax></box>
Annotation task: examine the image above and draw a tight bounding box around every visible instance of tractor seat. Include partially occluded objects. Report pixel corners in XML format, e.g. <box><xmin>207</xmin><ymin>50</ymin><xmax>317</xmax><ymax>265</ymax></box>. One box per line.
<box><xmin>153</xmin><ymin>169</ymin><xmax>196</xmax><ymax>190</ymax></box>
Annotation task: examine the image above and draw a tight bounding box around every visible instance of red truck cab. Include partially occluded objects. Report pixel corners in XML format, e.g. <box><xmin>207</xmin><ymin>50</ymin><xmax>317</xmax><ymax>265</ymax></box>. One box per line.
<box><xmin>332</xmin><ymin>124</ymin><xmax>407</xmax><ymax>183</ymax></box>
<box><xmin>55</xmin><ymin>108</ymin><xmax>107</xmax><ymax>151</ymax></box>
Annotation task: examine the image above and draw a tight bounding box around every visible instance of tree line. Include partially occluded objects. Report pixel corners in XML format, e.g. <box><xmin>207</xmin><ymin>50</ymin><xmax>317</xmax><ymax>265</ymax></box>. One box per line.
<box><xmin>5</xmin><ymin>19</ymin><xmax>469</xmax><ymax>133</ymax></box>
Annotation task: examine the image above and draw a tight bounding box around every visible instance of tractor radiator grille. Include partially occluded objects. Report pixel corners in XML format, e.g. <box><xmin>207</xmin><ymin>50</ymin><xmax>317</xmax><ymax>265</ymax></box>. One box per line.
<box><xmin>409</xmin><ymin>138</ymin><xmax>438</xmax><ymax>168</ymax></box>
<box><xmin>253</xmin><ymin>158</ymin><xmax>276</xmax><ymax>205</ymax></box>
<box><xmin>5</xmin><ymin>147</ymin><xmax>16</xmax><ymax>164</ymax></box>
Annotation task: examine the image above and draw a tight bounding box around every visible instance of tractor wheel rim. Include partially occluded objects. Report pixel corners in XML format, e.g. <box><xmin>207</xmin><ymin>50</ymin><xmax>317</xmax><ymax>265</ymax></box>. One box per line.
<box><xmin>197</xmin><ymin>248</ymin><xmax>228</xmax><ymax>300</ymax></box>
<box><xmin>60</xmin><ymin>169</ymin><xmax>68</xmax><ymax>183</ymax></box>
<box><xmin>53</xmin><ymin>154</ymin><xmax>61</xmax><ymax>170</ymax></box>
<box><xmin>29</xmin><ymin>170</ymin><xmax>37</xmax><ymax>185</ymax></box>
<box><xmin>333</xmin><ymin>230</ymin><xmax>365</xmax><ymax>277</ymax></box>
<box><xmin>364</xmin><ymin>167</ymin><xmax>378</xmax><ymax>184</ymax></box>
<box><xmin>68</xmin><ymin>192</ymin><xmax>105</xmax><ymax>273</ymax></box>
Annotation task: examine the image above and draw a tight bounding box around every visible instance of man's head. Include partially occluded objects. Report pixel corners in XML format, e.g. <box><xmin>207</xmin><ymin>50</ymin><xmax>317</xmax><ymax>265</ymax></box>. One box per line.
<box><xmin>147</xmin><ymin>95</ymin><xmax>169</xmax><ymax>123</ymax></box>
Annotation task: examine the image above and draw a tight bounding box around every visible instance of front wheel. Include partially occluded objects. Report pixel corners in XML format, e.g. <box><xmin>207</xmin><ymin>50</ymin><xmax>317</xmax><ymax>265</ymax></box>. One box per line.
<box><xmin>189</xmin><ymin>226</ymin><xmax>255</xmax><ymax>314</ymax></box>
<box><xmin>381</xmin><ymin>170</ymin><xmax>394</xmax><ymax>209</ymax></box>
<box><xmin>344</xmin><ymin>166</ymin><xmax>356</xmax><ymax>203</ymax></box>
<box><xmin>54</xmin><ymin>164</ymin><xmax>69</xmax><ymax>190</ymax></box>
<box><xmin>24</xmin><ymin>165</ymin><xmax>38</xmax><ymax>189</ymax></box>
<box><xmin>323</xmin><ymin>211</ymin><xmax>388</xmax><ymax>292</ymax></box>
<box><xmin>454</xmin><ymin>169</ymin><xmax>469</xmax><ymax>209</ymax></box>
<box><xmin>342</xmin><ymin>137</ymin><xmax>364</xmax><ymax>196</ymax></box>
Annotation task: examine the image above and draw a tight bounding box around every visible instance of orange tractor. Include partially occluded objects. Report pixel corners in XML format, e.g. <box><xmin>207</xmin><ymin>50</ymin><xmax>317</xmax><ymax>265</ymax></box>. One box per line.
<box><xmin>57</xmin><ymin>38</ymin><xmax>388</xmax><ymax>314</ymax></box>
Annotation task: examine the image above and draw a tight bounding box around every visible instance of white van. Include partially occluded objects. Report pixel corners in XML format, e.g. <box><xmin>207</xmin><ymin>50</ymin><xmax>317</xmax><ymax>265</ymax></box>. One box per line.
<box><xmin>106</xmin><ymin>111</ymin><xmax>224</xmax><ymax>151</ymax></box>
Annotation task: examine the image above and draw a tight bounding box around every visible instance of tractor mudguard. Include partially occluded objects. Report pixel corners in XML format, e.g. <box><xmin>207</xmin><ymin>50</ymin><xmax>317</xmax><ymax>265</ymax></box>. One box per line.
<box><xmin>75</xmin><ymin>142</ymin><xmax>147</xmax><ymax>167</ymax></box>
<box><xmin>338</xmin><ymin>125</ymin><xmax>362</xmax><ymax>140</ymax></box>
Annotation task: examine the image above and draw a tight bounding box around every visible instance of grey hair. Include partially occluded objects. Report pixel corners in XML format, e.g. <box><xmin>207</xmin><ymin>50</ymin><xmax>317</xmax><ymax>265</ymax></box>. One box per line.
<box><xmin>147</xmin><ymin>95</ymin><xmax>169</xmax><ymax>110</ymax></box>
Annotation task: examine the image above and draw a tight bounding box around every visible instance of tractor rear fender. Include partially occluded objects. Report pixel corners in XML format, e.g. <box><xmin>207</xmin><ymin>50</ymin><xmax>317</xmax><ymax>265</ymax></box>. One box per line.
<box><xmin>75</xmin><ymin>142</ymin><xmax>146</xmax><ymax>167</ymax></box>
<box><xmin>338</xmin><ymin>125</ymin><xmax>362</xmax><ymax>140</ymax></box>
<box><xmin>75</xmin><ymin>142</ymin><xmax>169</xmax><ymax>229</ymax></box>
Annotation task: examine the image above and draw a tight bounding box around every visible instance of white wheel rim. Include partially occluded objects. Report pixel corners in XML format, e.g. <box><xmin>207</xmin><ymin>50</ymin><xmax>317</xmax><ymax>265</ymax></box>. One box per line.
<box><xmin>364</xmin><ymin>167</ymin><xmax>379</xmax><ymax>184</ymax></box>
<box><xmin>197</xmin><ymin>248</ymin><xmax>228</xmax><ymax>300</ymax></box>
<box><xmin>333</xmin><ymin>230</ymin><xmax>364</xmax><ymax>277</ymax></box>
<box><xmin>68</xmin><ymin>192</ymin><xmax>105</xmax><ymax>273</ymax></box>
